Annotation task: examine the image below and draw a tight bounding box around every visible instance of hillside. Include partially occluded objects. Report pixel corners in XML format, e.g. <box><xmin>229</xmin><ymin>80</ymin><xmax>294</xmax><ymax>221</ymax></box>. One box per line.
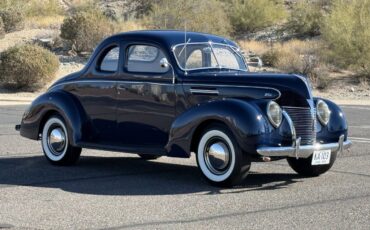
<box><xmin>0</xmin><ymin>0</ymin><xmax>369</xmax><ymax>104</ymax></box>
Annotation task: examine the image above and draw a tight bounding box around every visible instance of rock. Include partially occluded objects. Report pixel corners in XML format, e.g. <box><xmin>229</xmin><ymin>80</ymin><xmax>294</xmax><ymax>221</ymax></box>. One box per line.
<box><xmin>350</xmin><ymin>87</ymin><xmax>355</xmax><ymax>92</ymax></box>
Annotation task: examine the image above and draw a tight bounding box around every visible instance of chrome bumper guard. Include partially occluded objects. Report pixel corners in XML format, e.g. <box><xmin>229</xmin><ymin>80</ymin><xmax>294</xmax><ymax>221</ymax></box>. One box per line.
<box><xmin>257</xmin><ymin>134</ymin><xmax>352</xmax><ymax>159</ymax></box>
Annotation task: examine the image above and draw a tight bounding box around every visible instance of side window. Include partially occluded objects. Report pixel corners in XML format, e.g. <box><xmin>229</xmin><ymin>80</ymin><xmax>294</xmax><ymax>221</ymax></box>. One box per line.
<box><xmin>186</xmin><ymin>49</ymin><xmax>203</xmax><ymax>69</ymax></box>
<box><xmin>98</xmin><ymin>46</ymin><xmax>119</xmax><ymax>72</ymax></box>
<box><xmin>127</xmin><ymin>45</ymin><xmax>168</xmax><ymax>73</ymax></box>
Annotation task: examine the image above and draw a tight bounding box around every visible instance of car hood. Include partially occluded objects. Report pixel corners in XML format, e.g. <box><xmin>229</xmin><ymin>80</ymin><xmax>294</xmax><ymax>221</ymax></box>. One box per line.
<box><xmin>181</xmin><ymin>72</ymin><xmax>313</xmax><ymax>107</ymax></box>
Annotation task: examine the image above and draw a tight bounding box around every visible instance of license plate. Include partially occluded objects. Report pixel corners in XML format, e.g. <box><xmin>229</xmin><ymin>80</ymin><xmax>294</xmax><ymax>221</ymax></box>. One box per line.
<box><xmin>311</xmin><ymin>150</ymin><xmax>331</xmax><ymax>165</ymax></box>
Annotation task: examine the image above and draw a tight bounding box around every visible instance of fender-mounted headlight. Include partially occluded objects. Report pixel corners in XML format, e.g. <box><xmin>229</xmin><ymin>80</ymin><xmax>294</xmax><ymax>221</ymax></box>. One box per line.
<box><xmin>316</xmin><ymin>100</ymin><xmax>331</xmax><ymax>125</ymax></box>
<box><xmin>267</xmin><ymin>101</ymin><xmax>282</xmax><ymax>128</ymax></box>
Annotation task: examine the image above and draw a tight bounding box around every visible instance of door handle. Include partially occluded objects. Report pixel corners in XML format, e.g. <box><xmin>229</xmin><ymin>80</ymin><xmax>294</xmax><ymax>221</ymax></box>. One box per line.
<box><xmin>190</xmin><ymin>87</ymin><xmax>219</xmax><ymax>95</ymax></box>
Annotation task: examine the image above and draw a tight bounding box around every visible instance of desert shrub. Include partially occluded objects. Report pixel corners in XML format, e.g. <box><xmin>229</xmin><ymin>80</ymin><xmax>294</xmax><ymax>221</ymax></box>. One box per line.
<box><xmin>61</xmin><ymin>9</ymin><xmax>114</xmax><ymax>53</ymax></box>
<box><xmin>322</xmin><ymin>0</ymin><xmax>370</xmax><ymax>77</ymax></box>
<box><xmin>145</xmin><ymin>0</ymin><xmax>231</xmax><ymax>37</ymax></box>
<box><xmin>0</xmin><ymin>7</ymin><xmax>25</xmax><ymax>32</ymax></box>
<box><xmin>313</xmin><ymin>68</ymin><xmax>331</xmax><ymax>90</ymax></box>
<box><xmin>0</xmin><ymin>44</ymin><xmax>60</xmax><ymax>90</ymax></box>
<box><xmin>0</xmin><ymin>17</ymin><xmax>5</xmax><ymax>39</ymax></box>
<box><xmin>228</xmin><ymin>0</ymin><xmax>287</xmax><ymax>34</ymax></box>
<box><xmin>286</xmin><ymin>1</ymin><xmax>324</xmax><ymax>37</ymax></box>
<box><xmin>261</xmin><ymin>49</ymin><xmax>279</xmax><ymax>67</ymax></box>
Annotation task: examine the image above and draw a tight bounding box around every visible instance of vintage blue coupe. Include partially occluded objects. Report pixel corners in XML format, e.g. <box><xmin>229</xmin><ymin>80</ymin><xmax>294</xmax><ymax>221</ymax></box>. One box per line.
<box><xmin>17</xmin><ymin>30</ymin><xmax>351</xmax><ymax>186</ymax></box>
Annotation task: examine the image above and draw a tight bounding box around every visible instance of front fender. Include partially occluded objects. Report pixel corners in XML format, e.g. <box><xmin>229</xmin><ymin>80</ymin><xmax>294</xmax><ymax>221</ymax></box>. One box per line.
<box><xmin>314</xmin><ymin>97</ymin><xmax>348</xmax><ymax>143</ymax></box>
<box><xmin>165</xmin><ymin>99</ymin><xmax>268</xmax><ymax>157</ymax></box>
<box><xmin>20</xmin><ymin>90</ymin><xmax>89</xmax><ymax>146</ymax></box>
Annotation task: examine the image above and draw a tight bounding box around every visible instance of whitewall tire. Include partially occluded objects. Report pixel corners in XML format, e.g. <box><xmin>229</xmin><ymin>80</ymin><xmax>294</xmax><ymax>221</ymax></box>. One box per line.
<box><xmin>41</xmin><ymin>115</ymin><xmax>81</xmax><ymax>165</ymax></box>
<box><xmin>196</xmin><ymin>124</ymin><xmax>251</xmax><ymax>187</ymax></box>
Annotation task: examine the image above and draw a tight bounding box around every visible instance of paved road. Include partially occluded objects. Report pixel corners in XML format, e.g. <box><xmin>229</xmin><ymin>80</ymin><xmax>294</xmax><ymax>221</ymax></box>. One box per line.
<box><xmin>0</xmin><ymin>104</ymin><xmax>369</xmax><ymax>229</ymax></box>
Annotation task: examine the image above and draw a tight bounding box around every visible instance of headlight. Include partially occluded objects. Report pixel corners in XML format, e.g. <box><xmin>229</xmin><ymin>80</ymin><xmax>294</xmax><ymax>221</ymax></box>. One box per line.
<box><xmin>267</xmin><ymin>101</ymin><xmax>282</xmax><ymax>128</ymax></box>
<box><xmin>316</xmin><ymin>100</ymin><xmax>331</xmax><ymax>125</ymax></box>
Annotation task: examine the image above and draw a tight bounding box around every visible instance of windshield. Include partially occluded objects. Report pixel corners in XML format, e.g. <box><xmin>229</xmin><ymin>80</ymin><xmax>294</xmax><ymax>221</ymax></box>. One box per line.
<box><xmin>173</xmin><ymin>42</ymin><xmax>248</xmax><ymax>71</ymax></box>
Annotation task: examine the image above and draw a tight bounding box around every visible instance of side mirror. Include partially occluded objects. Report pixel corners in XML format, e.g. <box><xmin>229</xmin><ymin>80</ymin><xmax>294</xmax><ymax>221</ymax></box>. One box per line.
<box><xmin>159</xmin><ymin>57</ymin><xmax>175</xmax><ymax>84</ymax></box>
<box><xmin>160</xmin><ymin>58</ymin><xmax>170</xmax><ymax>69</ymax></box>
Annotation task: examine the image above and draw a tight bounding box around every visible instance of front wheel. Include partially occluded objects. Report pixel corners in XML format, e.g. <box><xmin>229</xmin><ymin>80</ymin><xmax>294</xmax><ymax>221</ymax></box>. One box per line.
<box><xmin>287</xmin><ymin>152</ymin><xmax>337</xmax><ymax>177</ymax></box>
<box><xmin>41</xmin><ymin>115</ymin><xmax>81</xmax><ymax>165</ymax></box>
<box><xmin>196</xmin><ymin>124</ymin><xmax>251</xmax><ymax>187</ymax></box>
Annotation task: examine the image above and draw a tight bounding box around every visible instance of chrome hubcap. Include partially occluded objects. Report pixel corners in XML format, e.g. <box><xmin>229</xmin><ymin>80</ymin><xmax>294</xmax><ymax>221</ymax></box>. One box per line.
<box><xmin>204</xmin><ymin>141</ymin><xmax>230</xmax><ymax>174</ymax></box>
<box><xmin>48</xmin><ymin>127</ymin><xmax>66</xmax><ymax>155</ymax></box>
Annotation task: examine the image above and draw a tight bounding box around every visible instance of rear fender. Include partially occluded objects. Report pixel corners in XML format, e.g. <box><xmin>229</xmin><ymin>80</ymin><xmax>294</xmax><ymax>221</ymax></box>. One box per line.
<box><xmin>20</xmin><ymin>90</ymin><xmax>89</xmax><ymax>146</ymax></box>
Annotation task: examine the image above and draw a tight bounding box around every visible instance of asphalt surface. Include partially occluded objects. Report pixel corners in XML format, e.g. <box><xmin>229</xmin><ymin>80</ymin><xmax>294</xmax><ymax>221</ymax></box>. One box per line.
<box><xmin>0</xmin><ymin>104</ymin><xmax>369</xmax><ymax>229</ymax></box>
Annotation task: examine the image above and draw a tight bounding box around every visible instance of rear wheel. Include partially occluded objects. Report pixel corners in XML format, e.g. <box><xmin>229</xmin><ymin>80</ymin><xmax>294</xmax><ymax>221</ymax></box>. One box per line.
<box><xmin>138</xmin><ymin>154</ymin><xmax>161</xmax><ymax>160</ymax></box>
<box><xmin>196</xmin><ymin>124</ymin><xmax>251</xmax><ymax>187</ymax></box>
<box><xmin>41</xmin><ymin>115</ymin><xmax>81</xmax><ymax>165</ymax></box>
<box><xmin>287</xmin><ymin>152</ymin><xmax>337</xmax><ymax>177</ymax></box>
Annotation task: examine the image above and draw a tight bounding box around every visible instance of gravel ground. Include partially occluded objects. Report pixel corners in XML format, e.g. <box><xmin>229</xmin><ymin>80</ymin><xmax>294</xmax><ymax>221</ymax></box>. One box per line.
<box><xmin>0</xmin><ymin>105</ymin><xmax>369</xmax><ymax>229</ymax></box>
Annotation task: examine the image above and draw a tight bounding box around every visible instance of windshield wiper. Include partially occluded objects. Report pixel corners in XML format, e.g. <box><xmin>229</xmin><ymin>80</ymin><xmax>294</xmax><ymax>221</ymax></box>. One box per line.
<box><xmin>178</xmin><ymin>38</ymin><xmax>191</xmax><ymax>58</ymax></box>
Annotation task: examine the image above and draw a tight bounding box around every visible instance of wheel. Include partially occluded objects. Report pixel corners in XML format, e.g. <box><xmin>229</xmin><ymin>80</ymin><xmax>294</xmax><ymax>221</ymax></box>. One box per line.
<box><xmin>287</xmin><ymin>152</ymin><xmax>337</xmax><ymax>177</ymax></box>
<box><xmin>196</xmin><ymin>124</ymin><xmax>251</xmax><ymax>187</ymax></box>
<box><xmin>41</xmin><ymin>115</ymin><xmax>81</xmax><ymax>165</ymax></box>
<box><xmin>137</xmin><ymin>154</ymin><xmax>161</xmax><ymax>160</ymax></box>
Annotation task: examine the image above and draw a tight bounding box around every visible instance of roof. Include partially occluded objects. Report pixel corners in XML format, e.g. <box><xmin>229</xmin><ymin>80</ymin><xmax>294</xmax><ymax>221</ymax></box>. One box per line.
<box><xmin>109</xmin><ymin>30</ymin><xmax>238</xmax><ymax>48</ymax></box>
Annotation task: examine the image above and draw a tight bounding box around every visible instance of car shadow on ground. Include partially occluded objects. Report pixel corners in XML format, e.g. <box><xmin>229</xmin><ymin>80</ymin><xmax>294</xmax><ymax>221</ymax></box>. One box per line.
<box><xmin>0</xmin><ymin>155</ymin><xmax>303</xmax><ymax>196</ymax></box>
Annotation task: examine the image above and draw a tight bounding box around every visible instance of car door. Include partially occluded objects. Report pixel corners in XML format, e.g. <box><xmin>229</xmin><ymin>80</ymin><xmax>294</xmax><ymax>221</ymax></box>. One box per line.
<box><xmin>72</xmin><ymin>44</ymin><xmax>120</xmax><ymax>144</ymax></box>
<box><xmin>116</xmin><ymin>43</ymin><xmax>176</xmax><ymax>148</ymax></box>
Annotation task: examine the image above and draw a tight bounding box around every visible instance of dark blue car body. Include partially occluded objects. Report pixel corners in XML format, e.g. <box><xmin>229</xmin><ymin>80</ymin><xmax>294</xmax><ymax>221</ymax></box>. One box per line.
<box><xmin>18</xmin><ymin>30</ymin><xmax>350</xmax><ymax>163</ymax></box>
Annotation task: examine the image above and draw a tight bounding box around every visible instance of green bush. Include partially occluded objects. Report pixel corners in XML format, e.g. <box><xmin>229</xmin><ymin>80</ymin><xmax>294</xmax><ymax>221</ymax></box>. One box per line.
<box><xmin>286</xmin><ymin>1</ymin><xmax>323</xmax><ymax>37</ymax></box>
<box><xmin>322</xmin><ymin>0</ymin><xmax>370</xmax><ymax>77</ymax></box>
<box><xmin>0</xmin><ymin>7</ymin><xmax>25</xmax><ymax>32</ymax></box>
<box><xmin>228</xmin><ymin>0</ymin><xmax>287</xmax><ymax>34</ymax></box>
<box><xmin>61</xmin><ymin>9</ymin><xmax>114</xmax><ymax>53</ymax></box>
<box><xmin>145</xmin><ymin>0</ymin><xmax>231</xmax><ymax>37</ymax></box>
<box><xmin>0</xmin><ymin>17</ymin><xmax>5</xmax><ymax>39</ymax></box>
<box><xmin>0</xmin><ymin>44</ymin><xmax>60</xmax><ymax>90</ymax></box>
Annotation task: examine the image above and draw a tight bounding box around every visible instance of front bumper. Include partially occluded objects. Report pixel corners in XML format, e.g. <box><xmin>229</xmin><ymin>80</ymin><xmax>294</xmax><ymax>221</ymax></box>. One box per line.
<box><xmin>257</xmin><ymin>135</ymin><xmax>352</xmax><ymax>159</ymax></box>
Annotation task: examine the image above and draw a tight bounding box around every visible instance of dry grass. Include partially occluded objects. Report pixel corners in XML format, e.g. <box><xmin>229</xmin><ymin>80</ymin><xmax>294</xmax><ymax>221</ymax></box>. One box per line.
<box><xmin>238</xmin><ymin>39</ymin><xmax>321</xmax><ymax>56</ymax></box>
<box><xmin>25</xmin><ymin>15</ymin><xmax>65</xmax><ymax>29</ymax></box>
<box><xmin>112</xmin><ymin>20</ymin><xmax>146</xmax><ymax>33</ymax></box>
<box><xmin>239</xmin><ymin>39</ymin><xmax>321</xmax><ymax>73</ymax></box>
<box><xmin>238</xmin><ymin>40</ymin><xmax>271</xmax><ymax>56</ymax></box>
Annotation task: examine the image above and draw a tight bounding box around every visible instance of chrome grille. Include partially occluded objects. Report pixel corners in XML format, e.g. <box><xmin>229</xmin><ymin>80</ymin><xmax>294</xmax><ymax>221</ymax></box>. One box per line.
<box><xmin>283</xmin><ymin>106</ymin><xmax>316</xmax><ymax>145</ymax></box>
